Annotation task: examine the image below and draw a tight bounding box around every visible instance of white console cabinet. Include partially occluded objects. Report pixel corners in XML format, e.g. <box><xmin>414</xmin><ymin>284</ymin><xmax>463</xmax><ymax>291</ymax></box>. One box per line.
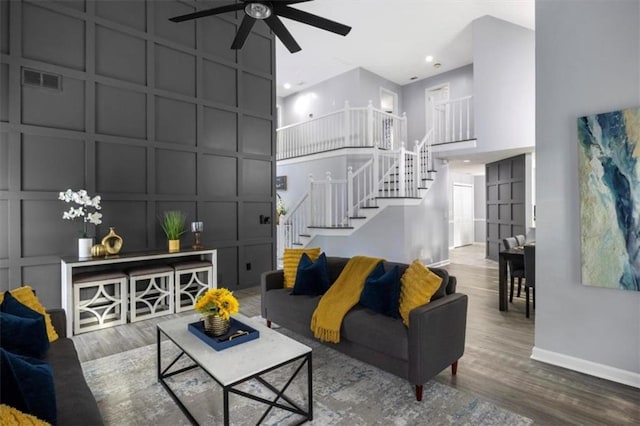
<box><xmin>61</xmin><ymin>249</ymin><xmax>217</xmax><ymax>336</ymax></box>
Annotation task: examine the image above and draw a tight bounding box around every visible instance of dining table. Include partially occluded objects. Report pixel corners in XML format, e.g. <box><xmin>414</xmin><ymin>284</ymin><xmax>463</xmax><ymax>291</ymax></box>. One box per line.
<box><xmin>498</xmin><ymin>243</ymin><xmax>535</xmax><ymax>311</ymax></box>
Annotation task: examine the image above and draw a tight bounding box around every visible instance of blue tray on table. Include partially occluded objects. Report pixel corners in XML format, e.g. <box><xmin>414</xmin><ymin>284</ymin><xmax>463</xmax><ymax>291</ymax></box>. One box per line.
<box><xmin>188</xmin><ymin>317</ymin><xmax>260</xmax><ymax>351</ymax></box>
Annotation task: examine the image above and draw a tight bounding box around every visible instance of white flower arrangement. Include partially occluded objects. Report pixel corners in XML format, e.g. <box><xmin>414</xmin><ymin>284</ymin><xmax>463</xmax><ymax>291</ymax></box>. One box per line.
<box><xmin>59</xmin><ymin>189</ymin><xmax>103</xmax><ymax>238</ymax></box>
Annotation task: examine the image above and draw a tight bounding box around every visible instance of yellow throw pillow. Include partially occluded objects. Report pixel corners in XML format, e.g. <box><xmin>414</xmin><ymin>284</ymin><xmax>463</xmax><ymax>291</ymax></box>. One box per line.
<box><xmin>0</xmin><ymin>286</ymin><xmax>59</xmax><ymax>342</ymax></box>
<box><xmin>399</xmin><ymin>259</ymin><xmax>443</xmax><ymax>326</ymax></box>
<box><xmin>283</xmin><ymin>247</ymin><xmax>321</xmax><ymax>288</ymax></box>
<box><xmin>0</xmin><ymin>404</ymin><xmax>50</xmax><ymax>426</ymax></box>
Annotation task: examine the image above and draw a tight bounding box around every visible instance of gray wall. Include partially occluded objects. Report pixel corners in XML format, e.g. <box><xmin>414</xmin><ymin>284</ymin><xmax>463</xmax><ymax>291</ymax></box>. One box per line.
<box><xmin>536</xmin><ymin>0</ymin><xmax>640</xmax><ymax>382</ymax></box>
<box><xmin>401</xmin><ymin>64</ymin><xmax>474</xmax><ymax>144</ymax></box>
<box><xmin>0</xmin><ymin>0</ymin><xmax>276</xmax><ymax>306</ymax></box>
<box><xmin>474</xmin><ymin>174</ymin><xmax>486</xmax><ymax>242</ymax></box>
<box><xmin>281</xmin><ymin>67</ymin><xmax>403</xmax><ymax>126</ymax></box>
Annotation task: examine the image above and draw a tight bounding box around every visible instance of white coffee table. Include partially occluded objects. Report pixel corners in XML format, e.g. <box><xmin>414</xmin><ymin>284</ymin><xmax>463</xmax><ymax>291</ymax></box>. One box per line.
<box><xmin>157</xmin><ymin>313</ymin><xmax>313</xmax><ymax>425</ymax></box>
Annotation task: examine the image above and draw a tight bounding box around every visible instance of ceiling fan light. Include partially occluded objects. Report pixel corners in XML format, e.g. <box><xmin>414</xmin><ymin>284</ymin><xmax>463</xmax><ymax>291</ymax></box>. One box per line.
<box><xmin>245</xmin><ymin>2</ymin><xmax>272</xmax><ymax>20</ymax></box>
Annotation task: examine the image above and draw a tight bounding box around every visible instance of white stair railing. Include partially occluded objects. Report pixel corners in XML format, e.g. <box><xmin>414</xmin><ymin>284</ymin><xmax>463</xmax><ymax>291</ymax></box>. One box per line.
<box><xmin>277</xmin><ymin>101</ymin><xmax>407</xmax><ymax>160</ymax></box>
<box><xmin>308</xmin><ymin>172</ymin><xmax>349</xmax><ymax>228</ymax></box>
<box><xmin>347</xmin><ymin>159</ymin><xmax>375</xmax><ymax>218</ymax></box>
<box><xmin>282</xmin><ymin>192</ymin><xmax>310</xmax><ymax>247</ymax></box>
<box><xmin>277</xmin><ymin>95</ymin><xmax>473</xmax><ymax>248</ymax></box>
<box><xmin>433</xmin><ymin>95</ymin><xmax>474</xmax><ymax>143</ymax></box>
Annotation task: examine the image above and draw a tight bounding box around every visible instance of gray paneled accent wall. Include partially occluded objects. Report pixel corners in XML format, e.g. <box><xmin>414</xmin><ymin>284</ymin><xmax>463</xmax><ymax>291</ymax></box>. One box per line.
<box><xmin>0</xmin><ymin>0</ymin><xmax>276</xmax><ymax>307</ymax></box>
<box><xmin>485</xmin><ymin>155</ymin><xmax>527</xmax><ymax>260</ymax></box>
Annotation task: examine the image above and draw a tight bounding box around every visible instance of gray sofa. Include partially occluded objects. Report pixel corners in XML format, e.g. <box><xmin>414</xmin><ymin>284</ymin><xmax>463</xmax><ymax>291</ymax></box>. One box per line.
<box><xmin>261</xmin><ymin>256</ymin><xmax>468</xmax><ymax>401</ymax></box>
<box><xmin>46</xmin><ymin>308</ymin><xmax>103</xmax><ymax>425</ymax></box>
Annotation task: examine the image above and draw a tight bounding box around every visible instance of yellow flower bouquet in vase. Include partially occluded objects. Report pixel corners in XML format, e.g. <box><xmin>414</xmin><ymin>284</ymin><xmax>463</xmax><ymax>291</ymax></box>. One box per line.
<box><xmin>194</xmin><ymin>288</ymin><xmax>239</xmax><ymax>336</ymax></box>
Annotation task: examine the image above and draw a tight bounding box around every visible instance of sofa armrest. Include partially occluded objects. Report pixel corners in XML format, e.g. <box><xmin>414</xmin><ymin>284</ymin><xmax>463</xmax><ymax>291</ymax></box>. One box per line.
<box><xmin>46</xmin><ymin>308</ymin><xmax>68</xmax><ymax>339</ymax></box>
<box><xmin>261</xmin><ymin>270</ymin><xmax>285</xmax><ymax>318</ymax></box>
<box><xmin>407</xmin><ymin>293</ymin><xmax>468</xmax><ymax>385</ymax></box>
<box><xmin>446</xmin><ymin>275</ymin><xmax>457</xmax><ymax>294</ymax></box>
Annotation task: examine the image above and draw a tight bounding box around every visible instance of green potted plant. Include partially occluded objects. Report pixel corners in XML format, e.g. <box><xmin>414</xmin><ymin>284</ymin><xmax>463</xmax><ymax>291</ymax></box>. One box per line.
<box><xmin>161</xmin><ymin>211</ymin><xmax>186</xmax><ymax>252</ymax></box>
<box><xmin>276</xmin><ymin>193</ymin><xmax>287</xmax><ymax>225</ymax></box>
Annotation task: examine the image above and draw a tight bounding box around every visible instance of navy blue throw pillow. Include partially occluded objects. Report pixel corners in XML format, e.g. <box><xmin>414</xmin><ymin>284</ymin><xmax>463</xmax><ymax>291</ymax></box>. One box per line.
<box><xmin>0</xmin><ymin>292</ymin><xmax>49</xmax><ymax>358</ymax></box>
<box><xmin>291</xmin><ymin>252</ymin><xmax>331</xmax><ymax>296</ymax></box>
<box><xmin>0</xmin><ymin>347</ymin><xmax>57</xmax><ymax>425</ymax></box>
<box><xmin>359</xmin><ymin>264</ymin><xmax>401</xmax><ymax>318</ymax></box>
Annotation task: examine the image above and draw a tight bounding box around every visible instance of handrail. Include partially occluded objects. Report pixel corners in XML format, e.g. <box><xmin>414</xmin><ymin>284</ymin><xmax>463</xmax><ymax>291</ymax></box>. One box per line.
<box><xmin>433</xmin><ymin>95</ymin><xmax>474</xmax><ymax>143</ymax></box>
<box><xmin>276</xmin><ymin>95</ymin><xmax>475</xmax><ymax>249</ymax></box>
<box><xmin>276</xmin><ymin>100</ymin><xmax>408</xmax><ymax>160</ymax></box>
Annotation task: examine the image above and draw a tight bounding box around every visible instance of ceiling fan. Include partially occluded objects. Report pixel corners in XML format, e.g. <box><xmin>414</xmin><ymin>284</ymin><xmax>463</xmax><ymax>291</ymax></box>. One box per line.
<box><xmin>169</xmin><ymin>0</ymin><xmax>351</xmax><ymax>53</ymax></box>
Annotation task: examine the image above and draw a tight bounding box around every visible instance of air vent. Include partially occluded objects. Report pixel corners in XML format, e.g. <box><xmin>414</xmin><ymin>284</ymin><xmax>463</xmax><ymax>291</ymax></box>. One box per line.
<box><xmin>21</xmin><ymin>68</ymin><xmax>62</xmax><ymax>91</ymax></box>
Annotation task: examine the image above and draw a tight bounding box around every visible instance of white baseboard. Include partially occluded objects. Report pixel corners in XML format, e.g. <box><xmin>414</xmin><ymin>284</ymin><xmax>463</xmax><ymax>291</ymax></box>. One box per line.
<box><xmin>531</xmin><ymin>347</ymin><xmax>640</xmax><ymax>389</ymax></box>
<box><xmin>427</xmin><ymin>259</ymin><xmax>450</xmax><ymax>268</ymax></box>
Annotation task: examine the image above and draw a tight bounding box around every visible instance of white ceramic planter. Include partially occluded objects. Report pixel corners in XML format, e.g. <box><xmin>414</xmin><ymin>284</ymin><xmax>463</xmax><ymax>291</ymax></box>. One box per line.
<box><xmin>78</xmin><ymin>237</ymin><xmax>93</xmax><ymax>259</ymax></box>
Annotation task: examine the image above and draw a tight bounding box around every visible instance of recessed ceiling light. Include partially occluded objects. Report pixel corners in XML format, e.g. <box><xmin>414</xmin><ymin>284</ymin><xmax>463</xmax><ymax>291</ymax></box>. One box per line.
<box><xmin>283</xmin><ymin>82</ymin><xmax>291</xmax><ymax>89</ymax></box>
<box><xmin>434</xmin><ymin>63</ymin><xmax>442</xmax><ymax>69</ymax></box>
<box><xmin>410</xmin><ymin>76</ymin><xmax>418</xmax><ymax>80</ymax></box>
<box><xmin>463</xmin><ymin>160</ymin><xmax>471</xmax><ymax>163</ymax></box>
<box><xmin>425</xmin><ymin>55</ymin><xmax>434</xmax><ymax>62</ymax></box>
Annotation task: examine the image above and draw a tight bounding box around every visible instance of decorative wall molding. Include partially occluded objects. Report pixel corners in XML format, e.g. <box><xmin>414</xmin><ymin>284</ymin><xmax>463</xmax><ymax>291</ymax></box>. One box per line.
<box><xmin>531</xmin><ymin>347</ymin><xmax>640</xmax><ymax>389</ymax></box>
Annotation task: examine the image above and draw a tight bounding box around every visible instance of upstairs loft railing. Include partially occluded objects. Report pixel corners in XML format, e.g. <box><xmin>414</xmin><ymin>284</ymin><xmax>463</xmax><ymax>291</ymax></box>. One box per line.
<box><xmin>432</xmin><ymin>95</ymin><xmax>474</xmax><ymax>144</ymax></box>
<box><xmin>277</xmin><ymin>101</ymin><xmax>408</xmax><ymax>160</ymax></box>
<box><xmin>278</xmin><ymin>95</ymin><xmax>467</xmax><ymax>248</ymax></box>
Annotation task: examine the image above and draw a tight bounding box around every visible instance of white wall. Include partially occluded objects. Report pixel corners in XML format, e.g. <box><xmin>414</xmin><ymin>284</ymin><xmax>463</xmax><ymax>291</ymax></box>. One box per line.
<box><xmin>312</xmin><ymin>160</ymin><xmax>450</xmax><ymax>265</ymax></box>
<box><xmin>276</xmin><ymin>156</ymin><xmax>347</xmax><ymax>217</ymax></box>
<box><xmin>280</xmin><ymin>67</ymin><xmax>403</xmax><ymax>126</ymax></box>
<box><xmin>472</xmin><ymin>16</ymin><xmax>535</xmax><ymax>155</ymax></box>
<box><xmin>401</xmin><ymin>64</ymin><xmax>474</xmax><ymax>143</ymax></box>
<box><xmin>535</xmin><ymin>0</ymin><xmax>640</xmax><ymax>386</ymax></box>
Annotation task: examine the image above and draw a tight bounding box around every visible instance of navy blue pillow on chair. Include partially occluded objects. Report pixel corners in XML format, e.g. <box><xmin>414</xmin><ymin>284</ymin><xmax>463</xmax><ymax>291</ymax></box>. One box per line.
<box><xmin>291</xmin><ymin>252</ymin><xmax>331</xmax><ymax>296</ymax></box>
<box><xmin>359</xmin><ymin>264</ymin><xmax>401</xmax><ymax>318</ymax></box>
<box><xmin>0</xmin><ymin>292</ymin><xmax>49</xmax><ymax>358</ymax></box>
<box><xmin>0</xmin><ymin>347</ymin><xmax>57</xmax><ymax>425</ymax></box>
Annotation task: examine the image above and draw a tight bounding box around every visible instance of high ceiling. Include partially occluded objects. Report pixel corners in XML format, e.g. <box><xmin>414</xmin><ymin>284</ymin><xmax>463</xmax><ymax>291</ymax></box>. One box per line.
<box><xmin>275</xmin><ymin>0</ymin><xmax>535</xmax><ymax>98</ymax></box>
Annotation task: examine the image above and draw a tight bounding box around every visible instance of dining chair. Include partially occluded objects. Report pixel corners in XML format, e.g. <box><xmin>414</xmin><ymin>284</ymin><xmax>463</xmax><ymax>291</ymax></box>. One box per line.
<box><xmin>502</xmin><ymin>237</ymin><xmax>525</xmax><ymax>302</ymax></box>
<box><xmin>524</xmin><ymin>244</ymin><xmax>536</xmax><ymax>318</ymax></box>
<box><xmin>515</xmin><ymin>234</ymin><xmax>526</xmax><ymax>246</ymax></box>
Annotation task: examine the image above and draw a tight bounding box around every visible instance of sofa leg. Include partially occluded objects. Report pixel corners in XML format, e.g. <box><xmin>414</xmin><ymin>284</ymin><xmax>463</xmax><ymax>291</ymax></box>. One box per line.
<box><xmin>415</xmin><ymin>385</ymin><xmax>423</xmax><ymax>401</ymax></box>
<box><xmin>451</xmin><ymin>361</ymin><xmax>458</xmax><ymax>375</ymax></box>
<box><xmin>266</xmin><ymin>320</ymin><xmax>271</xmax><ymax>328</ymax></box>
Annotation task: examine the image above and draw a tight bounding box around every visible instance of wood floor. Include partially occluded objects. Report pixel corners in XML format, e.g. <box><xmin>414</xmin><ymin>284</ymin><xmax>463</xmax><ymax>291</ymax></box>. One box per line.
<box><xmin>72</xmin><ymin>244</ymin><xmax>640</xmax><ymax>425</ymax></box>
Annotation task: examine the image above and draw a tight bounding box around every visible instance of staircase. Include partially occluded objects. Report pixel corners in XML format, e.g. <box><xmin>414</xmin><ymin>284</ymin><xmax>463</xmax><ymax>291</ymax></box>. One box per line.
<box><xmin>277</xmin><ymin>96</ymin><xmax>473</xmax><ymax>250</ymax></box>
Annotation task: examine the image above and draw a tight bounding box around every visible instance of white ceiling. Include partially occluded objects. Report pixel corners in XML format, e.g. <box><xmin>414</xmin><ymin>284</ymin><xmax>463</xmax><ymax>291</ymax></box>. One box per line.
<box><xmin>275</xmin><ymin>0</ymin><xmax>535</xmax><ymax>98</ymax></box>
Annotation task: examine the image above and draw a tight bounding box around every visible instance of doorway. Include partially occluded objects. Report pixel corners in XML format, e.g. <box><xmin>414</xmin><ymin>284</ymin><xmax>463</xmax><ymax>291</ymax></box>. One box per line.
<box><xmin>425</xmin><ymin>83</ymin><xmax>450</xmax><ymax>136</ymax></box>
<box><xmin>452</xmin><ymin>183</ymin><xmax>474</xmax><ymax>247</ymax></box>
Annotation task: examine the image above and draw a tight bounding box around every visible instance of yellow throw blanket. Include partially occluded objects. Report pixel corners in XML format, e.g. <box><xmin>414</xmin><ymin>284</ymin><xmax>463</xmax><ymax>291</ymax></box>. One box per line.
<box><xmin>310</xmin><ymin>256</ymin><xmax>384</xmax><ymax>343</ymax></box>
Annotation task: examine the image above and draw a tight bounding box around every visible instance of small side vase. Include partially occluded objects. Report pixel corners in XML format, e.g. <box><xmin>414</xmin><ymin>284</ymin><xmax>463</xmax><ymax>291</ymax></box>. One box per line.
<box><xmin>78</xmin><ymin>237</ymin><xmax>93</xmax><ymax>259</ymax></box>
<box><xmin>203</xmin><ymin>315</ymin><xmax>230</xmax><ymax>336</ymax></box>
<box><xmin>168</xmin><ymin>239</ymin><xmax>180</xmax><ymax>253</ymax></box>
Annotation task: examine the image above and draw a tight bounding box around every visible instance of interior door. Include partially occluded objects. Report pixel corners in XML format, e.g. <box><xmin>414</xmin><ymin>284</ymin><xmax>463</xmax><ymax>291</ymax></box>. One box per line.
<box><xmin>425</xmin><ymin>83</ymin><xmax>450</xmax><ymax>137</ymax></box>
<box><xmin>453</xmin><ymin>183</ymin><xmax>474</xmax><ymax>247</ymax></box>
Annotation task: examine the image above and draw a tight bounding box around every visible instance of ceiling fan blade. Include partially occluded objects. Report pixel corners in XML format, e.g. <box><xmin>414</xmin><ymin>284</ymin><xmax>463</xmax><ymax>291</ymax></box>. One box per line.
<box><xmin>231</xmin><ymin>15</ymin><xmax>257</xmax><ymax>49</ymax></box>
<box><xmin>274</xmin><ymin>4</ymin><xmax>351</xmax><ymax>36</ymax></box>
<box><xmin>264</xmin><ymin>15</ymin><xmax>301</xmax><ymax>53</ymax></box>
<box><xmin>169</xmin><ymin>3</ymin><xmax>243</xmax><ymax>23</ymax></box>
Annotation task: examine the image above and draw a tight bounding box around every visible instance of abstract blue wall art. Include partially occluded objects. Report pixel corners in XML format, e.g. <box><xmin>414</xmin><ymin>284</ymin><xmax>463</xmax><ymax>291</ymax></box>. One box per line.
<box><xmin>577</xmin><ymin>107</ymin><xmax>640</xmax><ymax>291</ymax></box>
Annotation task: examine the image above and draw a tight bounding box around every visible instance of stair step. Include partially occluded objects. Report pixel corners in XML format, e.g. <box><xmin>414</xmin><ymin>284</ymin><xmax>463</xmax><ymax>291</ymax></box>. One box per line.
<box><xmin>376</xmin><ymin>196</ymin><xmax>422</xmax><ymax>199</ymax></box>
<box><xmin>349</xmin><ymin>216</ymin><xmax>367</xmax><ymax>219</ymax></box>
<box><xmin>360</xmin><ymin>205</ymin><xmax>379</xmax><ymax>209</ymax></box>
<box><xmin>427</xmin><ymin>169</ymin><xmax>437</xmax><ymax>173</ymax></box>
<box><xmin>299</xmin><ymin>234</ymin><xmax>311</xmax><ymax>238</ymax></box>
<box><xmin>308</xmin><ymin>226</ymin><xmax>354</xmax><ymax>230</ymax></box>
<box><xmin>292</xmin><ymin>242</ymin><xmax>304</xmax><ymax>246</ymax></box>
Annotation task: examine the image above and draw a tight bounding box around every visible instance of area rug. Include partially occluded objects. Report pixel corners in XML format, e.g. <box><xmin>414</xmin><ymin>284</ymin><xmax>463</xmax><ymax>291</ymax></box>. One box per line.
<box><xmin>82</xmin><ymin>326</ymin><xmax>533</xmax><ymax>425</ymax></box>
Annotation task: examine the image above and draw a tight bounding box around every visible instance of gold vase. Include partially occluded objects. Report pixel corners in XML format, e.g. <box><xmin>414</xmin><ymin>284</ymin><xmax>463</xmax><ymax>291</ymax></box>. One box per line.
<box><xmin>203</xmin><ymin>314</ymin><xmax>230</xmax><ymax>336</ymax></box>
<box><xmin>101</xmin><ymin>227</ymin><xmax>123</xmax><ymax>255</ymax></box>
<box><xmin>168</xmin><ymin>239</ymin><xmax>180</xmax><ymax>253</ymax></box>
